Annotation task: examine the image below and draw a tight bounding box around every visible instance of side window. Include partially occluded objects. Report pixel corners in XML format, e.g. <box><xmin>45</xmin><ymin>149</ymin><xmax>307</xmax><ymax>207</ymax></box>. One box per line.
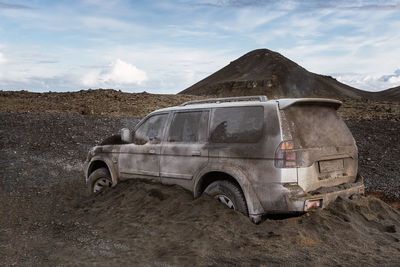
<box><xmin>210</xmin><ymin>106</ymin><xmax>264</xmax><ymax>143</ymax></box>
<box><xmin>134</xmin><ymin>114</ymin><xmax>168</xmax><ymax>144</ymax></box>
<box><xmin>168</xmin><ymin>111</ymin><xmax>203</xmax><ymax>143</ymax></box>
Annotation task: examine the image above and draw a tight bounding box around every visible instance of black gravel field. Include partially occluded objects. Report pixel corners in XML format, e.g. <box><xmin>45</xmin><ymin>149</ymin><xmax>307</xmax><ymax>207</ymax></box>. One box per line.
<box><xmin>1</xmin><ymin>113</ymin><xmax>400</xmax><ymax>266</ymax></box>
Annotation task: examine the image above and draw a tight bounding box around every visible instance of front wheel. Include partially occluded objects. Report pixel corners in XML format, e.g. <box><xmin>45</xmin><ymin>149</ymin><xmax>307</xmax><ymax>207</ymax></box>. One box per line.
<box><xmin>87</xmin><ymin>167</ymin><xmax>112</xmax><ymax>195</ymax></box>
<box><xmin>204</xmin><ymin>180</ymin><xmax>248</xmax><ymax>215</ymax></box>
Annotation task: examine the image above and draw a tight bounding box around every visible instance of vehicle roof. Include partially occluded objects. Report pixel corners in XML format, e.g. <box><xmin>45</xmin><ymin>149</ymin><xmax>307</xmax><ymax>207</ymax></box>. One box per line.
<box><xmin>150</xmin><ymin>97</ymin><xmax>342</xmax><ymax>114</ymax></box>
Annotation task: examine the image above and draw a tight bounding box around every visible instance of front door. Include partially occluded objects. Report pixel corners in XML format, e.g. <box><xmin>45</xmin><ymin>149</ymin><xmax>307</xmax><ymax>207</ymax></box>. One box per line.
<box><xmin>160</xmin><ymin>110</ymin><xmax>209</xmax><ymax>183</ymax></box>
<box><xmin>118</xmin><ymin>113</ymin><xmax>169</xmax><ymax>181</ymax></box>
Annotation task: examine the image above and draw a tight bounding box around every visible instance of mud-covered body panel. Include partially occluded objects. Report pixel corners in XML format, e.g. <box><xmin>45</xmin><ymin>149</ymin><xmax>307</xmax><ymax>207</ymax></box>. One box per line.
<box><xmin>84</xmin><ymin>97</ymin><xmax>364</xmax><ymax>217</ymax></box>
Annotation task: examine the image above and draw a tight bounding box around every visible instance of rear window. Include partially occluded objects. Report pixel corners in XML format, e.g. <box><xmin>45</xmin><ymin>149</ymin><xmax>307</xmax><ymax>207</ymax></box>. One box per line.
<box><xmin>283</xmin><ymin>104</ymin><xmax>354</xmax><ymax>148</ymax></box>
<box><xmin>210</xmin><ymin>106</ymin><xmax>264</xmax><ymax>143</ymax></box>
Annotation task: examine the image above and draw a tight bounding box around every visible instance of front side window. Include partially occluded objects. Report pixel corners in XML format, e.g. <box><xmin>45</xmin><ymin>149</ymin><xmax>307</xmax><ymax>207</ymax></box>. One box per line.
<box><xmin>210</xmin><ymin>106</ymin><xmax>264</xmax><ymax>143</ymax></box>
<box><xmin>134</xmin><ymin>114</ymin><xmax>168</xmax><ymax>144</ymax></box>
<box><xmin>168</xmin><ymin>111</ymin><xmax>203</xmax><ymax>143</ymax></box>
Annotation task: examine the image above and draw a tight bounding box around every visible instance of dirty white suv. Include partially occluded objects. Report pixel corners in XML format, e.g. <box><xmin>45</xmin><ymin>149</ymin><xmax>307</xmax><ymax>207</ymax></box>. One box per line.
<box><xmin>84</xmin><ymin>96</ymin><xmax>364</xmax><ymax>223</ymax></box>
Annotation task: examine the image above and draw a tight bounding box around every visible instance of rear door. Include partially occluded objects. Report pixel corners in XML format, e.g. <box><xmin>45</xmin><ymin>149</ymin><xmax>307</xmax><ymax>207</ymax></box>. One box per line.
<box><xmin>160</xmin><ymin>110</ymin><xmax>209</xmax><ymax>183</ymax></box>
<box><xmin>280</xmin><ymin>102</ymin><xmax>358</xmax><ymax>191</ymax></box>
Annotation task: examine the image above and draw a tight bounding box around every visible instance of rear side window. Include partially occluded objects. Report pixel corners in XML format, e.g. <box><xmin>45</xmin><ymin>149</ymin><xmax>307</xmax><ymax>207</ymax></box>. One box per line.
<box><xmin>168</xmin><ymin>111</ymin><xmax>203</xmax><ymax>142</ymax></box>
<box><xmin>210</xmin><ymin>106</ymin><xmax>264</xmax><ymax>143</ymax></box>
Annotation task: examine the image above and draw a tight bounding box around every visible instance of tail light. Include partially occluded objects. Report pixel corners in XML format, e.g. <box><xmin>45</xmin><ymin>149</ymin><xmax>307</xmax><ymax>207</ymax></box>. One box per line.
<box><xmin>275</xmin><ymin>141</ymin><xmax>298</xmax><ymax>168</ymax></box>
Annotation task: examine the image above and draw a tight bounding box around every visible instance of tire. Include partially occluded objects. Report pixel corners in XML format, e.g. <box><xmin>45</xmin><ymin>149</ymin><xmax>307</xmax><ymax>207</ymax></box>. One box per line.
<box><xmin>87</xmin><ymin>167</ymin><xmax>113</xmax><ymax>195</ymax></box>
<box><xmin>204</xmin><ymin>180</ymin><xmax>248</xmax><ymax>215</ymax></box>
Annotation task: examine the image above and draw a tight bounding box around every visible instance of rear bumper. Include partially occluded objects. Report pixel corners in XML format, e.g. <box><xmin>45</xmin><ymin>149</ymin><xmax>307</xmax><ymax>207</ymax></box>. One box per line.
<box><xmin>285</xmin><ymin>176</ymin><xmax>365</xmax><ymax>212</ymax></box>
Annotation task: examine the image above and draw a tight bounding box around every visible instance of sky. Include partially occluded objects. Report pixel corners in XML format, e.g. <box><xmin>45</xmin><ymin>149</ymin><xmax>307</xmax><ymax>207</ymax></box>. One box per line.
<box><xmin>0</xmin><ymin>0</ymin><xmax>400</xmax><ymax>94</ymax></box>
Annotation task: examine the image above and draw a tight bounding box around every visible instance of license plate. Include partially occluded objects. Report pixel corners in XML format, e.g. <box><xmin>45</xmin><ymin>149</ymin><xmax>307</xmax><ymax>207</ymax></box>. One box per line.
<box><xmin>319</xmin><ymin>159</ymin><xmax>344</xmax><ymax>173</ymax></box>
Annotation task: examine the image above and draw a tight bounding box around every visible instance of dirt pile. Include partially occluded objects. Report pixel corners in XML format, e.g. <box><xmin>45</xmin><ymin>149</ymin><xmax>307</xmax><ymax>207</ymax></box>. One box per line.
<box><xmin>180</xmin><ymin>49</ymin><xmax>400</xmax><ymax>100</ymax></box>
<box><xmin>65</xmin><ymin>187</ymin><xmax>400</xmax><ymax>265</ymax></box>
<box><xmin>2</xmin><ymin>177</ymin><xmax>400</xmax><ymax>266</ymax></box>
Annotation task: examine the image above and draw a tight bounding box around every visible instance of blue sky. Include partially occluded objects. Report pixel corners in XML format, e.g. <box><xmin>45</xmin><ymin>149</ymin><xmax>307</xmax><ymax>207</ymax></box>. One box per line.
<box><xmin>0</xmin><ymin>0</ymin><xmax>400</xmax><ymax>93</ymax></box>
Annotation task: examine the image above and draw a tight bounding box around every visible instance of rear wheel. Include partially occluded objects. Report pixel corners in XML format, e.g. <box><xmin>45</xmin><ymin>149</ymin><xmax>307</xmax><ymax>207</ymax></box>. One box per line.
<box><xmin>204</xmin><ymin>180</ymin><xmax>248</xmax><ymax>215</ymax></box>
<box><xmin>87</xmin><ymin>167</ymin><xmax>112</xmax><ymax>195</ymax></box>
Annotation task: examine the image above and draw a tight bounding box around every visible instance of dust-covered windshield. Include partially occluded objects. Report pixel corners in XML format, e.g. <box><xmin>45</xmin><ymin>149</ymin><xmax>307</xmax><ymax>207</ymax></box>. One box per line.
<box><xmin>283</xmin><ymin>104</ymin><xmax>354</xmax><ymax>148</ymax></box>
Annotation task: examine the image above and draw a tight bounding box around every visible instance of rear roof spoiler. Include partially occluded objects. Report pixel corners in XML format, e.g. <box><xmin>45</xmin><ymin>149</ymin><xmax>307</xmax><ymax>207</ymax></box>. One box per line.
<box><xmin>277</xmin><ymin>98</ymin><xmax>342</xmax><ymax>110</ymax></box>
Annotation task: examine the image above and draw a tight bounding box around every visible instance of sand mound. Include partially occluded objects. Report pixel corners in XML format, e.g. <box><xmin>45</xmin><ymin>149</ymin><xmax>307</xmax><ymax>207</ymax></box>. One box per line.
<box><xmin>39</xmin><ymin>180</ymin><xmax>400</xmax><ymax>265</ymax></box>
<box><xmin>3</xmin><ymin>175</ymin><xmax>400</xmax><ymax>265</ymax></box>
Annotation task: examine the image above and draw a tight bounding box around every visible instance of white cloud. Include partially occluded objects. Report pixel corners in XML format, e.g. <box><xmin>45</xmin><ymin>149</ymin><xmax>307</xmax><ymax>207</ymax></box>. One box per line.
<box><xmin>0</xmin><ymin>52</ymin><xmax>6</xmax><ymax>64</ymax></box>
<box><xmin>380</xmin><ymin>69</ymin><xmax>400</xmax><ymax>84</ymax></box>
<box><xmin>99</xmin><ymin>45</ymin><xmax>234</xmax><ymax>93</ymax></box>
<box><xmin>388</xmin><ymin>76</ymin><xmax>400</xmax><ymax>84</ymax></box>
<box><xmin>335</xmin><ymin>69</ymin><xmax>400</xmax><ymax>91</ymax></box>
<box><xmin>1</xmin><ymin>0</ymin><xmax>399</xmax><ymax>93</ymax></box>
<box><xmin>81</xmin><ymin>59</ymin><xmax>148</xmax><ymax>87</ymax></box>
<box><xmin>0</xmin><ymin>43</ymin><xmax>231</xmax><ymax>93</ymax></box>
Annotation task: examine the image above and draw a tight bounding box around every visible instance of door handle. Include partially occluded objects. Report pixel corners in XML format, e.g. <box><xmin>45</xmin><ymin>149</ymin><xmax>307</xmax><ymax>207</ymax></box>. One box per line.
<box><xmin>191</xmin><ymin>151</ymin><xmax>201</xmax><ymax>156</ymax></box>
<box><xmin>148</xmin><ymin>149</ymin><xmax>156</xmax><ymax>154</ymax></box>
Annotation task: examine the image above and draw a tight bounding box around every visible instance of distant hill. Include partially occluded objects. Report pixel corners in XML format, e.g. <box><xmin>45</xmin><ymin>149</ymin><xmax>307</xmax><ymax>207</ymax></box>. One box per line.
<box><xmin>180</xmin><ymin>49</ymin><xmax>399</xmax><ymax>100</ymax></box>
<box><xmin>378</xmin><ymin>86</ymin><xmax>400</xmax><ymax>100</ymax></box>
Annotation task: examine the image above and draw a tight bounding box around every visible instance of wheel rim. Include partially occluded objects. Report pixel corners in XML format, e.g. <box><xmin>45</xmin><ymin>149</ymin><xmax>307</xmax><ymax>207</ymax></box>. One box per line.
<box><xmin>93</xmin><ymin>178</ymin><xmax>112</xmax><ymax>193</ymax></box>
<box><xmin>215</xmin><ymin>194</ymin><xmax>235</xmax><ymax>209</ymax></box>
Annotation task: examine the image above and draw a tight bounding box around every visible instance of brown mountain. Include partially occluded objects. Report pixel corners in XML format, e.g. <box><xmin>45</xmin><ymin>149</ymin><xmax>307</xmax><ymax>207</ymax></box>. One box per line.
<box><xmin>378</xmin><ymin>86</ymin><xmax>400</xmax><ymax>100</ymax></box>
<box><xmin>180</xmin><ymin>49</ymin><xmax>399</xmax><ymax>100</ymax></box>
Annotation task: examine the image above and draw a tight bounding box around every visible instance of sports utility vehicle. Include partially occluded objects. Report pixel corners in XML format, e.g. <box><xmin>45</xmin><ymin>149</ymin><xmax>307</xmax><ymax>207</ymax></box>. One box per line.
<box><xmin>84</xmin><ymin>96</ymin><xmax>364</xmax><ymax>223</ymax></box>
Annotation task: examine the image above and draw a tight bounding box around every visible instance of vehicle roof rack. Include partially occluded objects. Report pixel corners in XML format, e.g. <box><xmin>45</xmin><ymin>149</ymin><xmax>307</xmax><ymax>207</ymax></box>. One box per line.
<box><xmin>180</xmin><ymin>95</ymin><xmax>268</xmax><ymax>106</ymax></box>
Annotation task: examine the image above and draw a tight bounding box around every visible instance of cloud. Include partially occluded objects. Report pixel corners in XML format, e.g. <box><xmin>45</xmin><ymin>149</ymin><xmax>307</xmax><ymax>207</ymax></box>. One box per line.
<box><xmin>334</xmin><ymin>69</ymin><xmax>400</xmax><ymax>91</ymax></box>
<box><xmin>0</xmin><ymin>52</ymin><xmax>6</xmax><ymax>64</ymax></box>
<box><xmin>194</xmin><ymin>0</ymin><xmax>272</xmax><ymax>8</ymax></box>
<box><xmin>379</xmin><ymin>69</ymin><xmax>400</xmax><ymax>83</ymax></box>
<box><xmin>99</xmin><ymin>45</ymin><xmax>234</xmax><ymax>93</ymax></box>
<box><xmin>194</xmin><ymin>0</ymin><xmax>400</xmax><ymax>10</ymax></box>
<box><xmin>1</xmin><ymin>0</ymin><xmax>399</xmax><ymax>94</ymax></box>
<box><xmin>79</xmin><ymin>16</ymin><xmax>134</xmax><ymax>31</ymax></box>
<box><xmin>81</xmin><ymin>59</ymin><xmax>148</xmax><ymax>88</ymax></box>
<box><xmin>0</xmin><ymin>1</ymin><xmax>31</xmax><ymax>9</ymax></box>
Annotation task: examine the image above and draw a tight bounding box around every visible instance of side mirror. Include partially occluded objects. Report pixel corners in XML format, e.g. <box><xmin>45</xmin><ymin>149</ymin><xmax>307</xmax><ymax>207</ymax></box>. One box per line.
<box><xmin>120</xmin><ymin>128</ymin><xmax>132</xmax><ymax>143</ymax></box>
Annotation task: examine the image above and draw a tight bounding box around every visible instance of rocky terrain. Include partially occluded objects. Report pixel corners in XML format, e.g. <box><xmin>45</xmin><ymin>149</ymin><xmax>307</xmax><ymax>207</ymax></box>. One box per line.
<box><xmin>180</xmin><ymin>49</ymin><xmax>400</xmax><ymax>101</ymax></box>
<box><xmin>0</xmin><ymin>90</ymin><xmax>204</xmax><ymax>118</ymax></box>
<box><xmin>1</xmin><ymin>90</ymin><xmax>400</xmax><ymax>265</ymax></box>
<box><xmin>1</xmin><ymin>89</ymin><xmax>399</xmax><ymax>120</ymax></box>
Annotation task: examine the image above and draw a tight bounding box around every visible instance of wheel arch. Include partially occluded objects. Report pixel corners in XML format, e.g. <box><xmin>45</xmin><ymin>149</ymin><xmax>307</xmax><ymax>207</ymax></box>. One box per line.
<box><xmin>85</xmin><ymin>157</ymin><xmax>118</xmax><ymax>186</ymax></box>
<box><xmin>195</xmin><ymin>171</ymin><xmax>241</xmax><ymax>197</ymax></box>
<box><xmin>193</xmin><ymin>167</ymin><xmax>265</xmax><ymax>216</ymax></box>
